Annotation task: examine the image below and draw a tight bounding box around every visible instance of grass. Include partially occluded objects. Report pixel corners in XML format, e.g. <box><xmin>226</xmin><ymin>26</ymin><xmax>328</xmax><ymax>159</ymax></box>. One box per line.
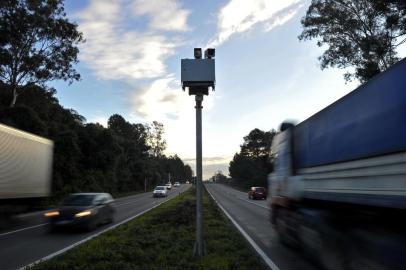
<box><xmin>29</xmin><ymin>187</ymin><xmax>267</xmax><ymax>270</ymax></box>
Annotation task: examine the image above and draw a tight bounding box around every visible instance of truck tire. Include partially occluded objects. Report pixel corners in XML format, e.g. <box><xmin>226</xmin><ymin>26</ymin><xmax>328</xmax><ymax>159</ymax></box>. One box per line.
<box><xmin>274</xmin><ymin>208</ymin><xmax>299</xmax><ymax>248</ymax></box>
<box><xmin>319</xmin><ymin>234</ymin><xmax>349</xmax><ymax>270</ymax></box>
<box><xmin>298</xmin><ymin>217</ymin><xmax>349</xmax><ymax>270</ymax></box>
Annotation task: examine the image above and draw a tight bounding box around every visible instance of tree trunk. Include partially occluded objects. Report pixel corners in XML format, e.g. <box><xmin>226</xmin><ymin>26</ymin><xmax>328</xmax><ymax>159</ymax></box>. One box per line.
<box><xmin>9</xmin><ymin>85</ymin><xmax>18</xmax><ymax>107</ymax></box>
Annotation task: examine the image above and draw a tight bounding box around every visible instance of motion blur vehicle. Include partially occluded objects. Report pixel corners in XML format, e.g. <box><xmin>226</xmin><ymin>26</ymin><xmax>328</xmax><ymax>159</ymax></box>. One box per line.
<box><xmin>165</xmin><ymin>182</ymin><xmax>172</xmax><ymax>190</ymax></box>
<box><xmin>0</xmin><ymin>124</ymin><xmax>53</xmax><ymax>222</ymax></box>
<box><xmin>174</xmin><ymin>182</ymin><xmax>180</xmax><ymax>187</ymax></box>
<box><xmin>153</xmin><ymin>186</ymin><xmax>168</xmax><ymax>198</ymax></box>
<box><xmin>269</xmin><ymin>59</ymin><xmax>406</xmax><ymax>269</ymax></box>
<box><xmin>248</xmin><ymin>187</ymin><xmax>267</xmax><ymax>200</ymax></box>
<box><xmin>45</xmin><ymin>193</ymin><xmax>115</xmax><ymax>231</ymax></box>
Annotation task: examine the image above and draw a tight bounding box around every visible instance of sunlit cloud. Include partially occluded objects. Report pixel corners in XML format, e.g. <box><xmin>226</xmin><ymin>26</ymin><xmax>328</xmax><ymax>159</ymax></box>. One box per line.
<box><xmin>208</xmin><ymin>0</ymin><xmax>305</xmax><ymax>47</ymax></box>
<box><xmin>129</xmin><ymin>76</ymin><xmax>217</xmax><ymax>165</ymax></box>
<box><xmin>76</xmin><ymin>0</ymin><xmax>186</xmax><ymax>81</ymax></box>
<box><xmin>132</xmin><ymin>0</ymin><xmax>191</xmax><ymax>32</ymax></box>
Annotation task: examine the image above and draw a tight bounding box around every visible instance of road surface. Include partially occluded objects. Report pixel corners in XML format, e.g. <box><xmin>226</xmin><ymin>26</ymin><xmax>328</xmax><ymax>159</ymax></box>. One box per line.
<box><xmin>0</xmin><ymin>184</ymin><xmax>190</xmax><ymax>270</ymax></box>
<box><xmin>205</xmin><ymin>183</ymin><xmax>316</xmax><ymax>270</ymax></box>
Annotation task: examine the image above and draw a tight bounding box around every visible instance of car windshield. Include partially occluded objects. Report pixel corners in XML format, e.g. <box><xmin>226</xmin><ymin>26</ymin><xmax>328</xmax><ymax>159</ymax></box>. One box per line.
<box><xmin>155</xmin><ymin>187</ymin><xmax>165</xmax><ymax>190</ymax></box>
<box><xmin>61</xmin><ymin>195</ymin><xmax>96</xmax><ymax>206</ymax></box>
<box><xmin>255</xmin><ymin>188</ymin><xmax>265</xmax><ymax>192</ymax></box>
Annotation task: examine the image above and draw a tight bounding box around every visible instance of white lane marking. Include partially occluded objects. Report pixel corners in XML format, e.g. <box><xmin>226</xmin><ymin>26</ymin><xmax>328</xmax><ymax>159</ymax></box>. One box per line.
<box><xmin>0</xmin><ymin>223</ymin><xmax>49</xmax><ymax>237</ymax></box>
<box><xmin>237</xmin><ymin>197</ymin><xmax>270</xmax><ymax>210</ymax></box>
<box><xmin>19</xmin><ymin>189</ymin><xmax>186</xmax><ymax>270</ymax></box>
<box><xmin>206</xmin><ymin>187</ymin><xmax>280</xmax><ymax>270</ymax></box>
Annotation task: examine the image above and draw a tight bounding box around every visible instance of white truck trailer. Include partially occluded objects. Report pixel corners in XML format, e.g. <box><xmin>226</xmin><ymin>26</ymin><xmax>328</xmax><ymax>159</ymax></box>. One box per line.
<box><xmin>0</xmin><ymin>123</ymin><xmax>53</xmax><ymax>219</ymax></box>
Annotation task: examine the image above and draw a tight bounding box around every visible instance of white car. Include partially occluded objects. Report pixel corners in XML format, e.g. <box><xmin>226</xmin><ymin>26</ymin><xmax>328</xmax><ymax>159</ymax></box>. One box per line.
<box><xmin>165</xmin><ymin>182</ymin><xmax>172</xmax><ymax>190</ymax></box>
<box><xmin>153</xmin><ymin>186</ymin><xmax>168</xmax><ymax>198</ymax></box>
<box><xmin>174</xmin><ymin>182</ymin><xmax>180</xmax><ymax>187</ymax></box>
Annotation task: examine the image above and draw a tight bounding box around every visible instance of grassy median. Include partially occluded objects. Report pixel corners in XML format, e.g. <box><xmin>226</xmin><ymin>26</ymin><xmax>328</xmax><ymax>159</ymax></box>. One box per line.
<box><xmin>30</xmin><ymin>187</ymin><xmax>267</xmax><ymax>270</ymax></box>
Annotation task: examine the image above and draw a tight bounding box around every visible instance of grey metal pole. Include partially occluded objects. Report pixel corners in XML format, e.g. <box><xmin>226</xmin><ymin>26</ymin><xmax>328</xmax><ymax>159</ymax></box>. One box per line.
<box><xmin>194</xmin><ymin>94</ymin><xmax>205</xmax><ymax>257</ymax></box>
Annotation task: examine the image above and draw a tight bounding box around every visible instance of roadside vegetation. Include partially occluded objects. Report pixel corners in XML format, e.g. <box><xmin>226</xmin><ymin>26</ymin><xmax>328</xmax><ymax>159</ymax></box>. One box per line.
<box><xmin>29</xmin><ymin>188</ymin><xmax>266</xmax><ymax>270</ymax></box>
<box><xmin>0</xmin><ymin>84</ymin><xmax>192</xmax><ymax>206</ymax></box>
<box><xmin>212</xmin><ymin>128</ymin><xmax>275</xmax><ymax>191</ymax></box>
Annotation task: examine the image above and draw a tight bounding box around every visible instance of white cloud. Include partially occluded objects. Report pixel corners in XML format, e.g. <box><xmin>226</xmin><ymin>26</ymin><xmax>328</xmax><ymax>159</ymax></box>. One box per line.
<box><xmin>129</xmin><ymin>76</ymin><xmax>216</xmax><ymax>166</ymax></box>
<box><xmin>208</xmin><ymin>0</ymin><xmax>305</xmax><ymax>47</ymax></box>
<box><xmin>132</xmin><ymin>0</ymin><xmax>190</xmax><ymax>32</ymax></box>
<box><xmin>76</xmin><ymin>0</ymin><xmax>187</xmax><ymax>81</ymax></box>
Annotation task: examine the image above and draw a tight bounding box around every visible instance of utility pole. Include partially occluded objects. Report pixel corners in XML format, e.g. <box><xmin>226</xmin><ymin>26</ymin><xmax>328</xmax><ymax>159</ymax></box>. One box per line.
<box><xmin>195</xmin><ymin>93</ymin><xmax>204</xmax><ymax>256</ymax></box>
<box><xmin>181</xmin><ymin>47</ymin><xmax>215</xmax><ymax>257</ymax></box>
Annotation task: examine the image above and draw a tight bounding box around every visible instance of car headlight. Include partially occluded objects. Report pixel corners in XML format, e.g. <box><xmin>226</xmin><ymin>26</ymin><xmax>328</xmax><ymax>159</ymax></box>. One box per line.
<box><xmin>75</xmin><ymin>210</ymin><xmax>92</xmax><ymax>218</ymax></box>
<box><xmin>44</xmin><ymin>211</ymin><xmax>60</xmax><ymax>217</ymax></box>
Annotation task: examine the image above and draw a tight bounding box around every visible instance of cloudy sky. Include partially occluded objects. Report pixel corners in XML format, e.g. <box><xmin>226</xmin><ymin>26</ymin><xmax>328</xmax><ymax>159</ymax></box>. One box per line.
<box><xmin>54</xmin><ymin>0</ymin><xmax>405</xmax><ymax>179</ymax></box>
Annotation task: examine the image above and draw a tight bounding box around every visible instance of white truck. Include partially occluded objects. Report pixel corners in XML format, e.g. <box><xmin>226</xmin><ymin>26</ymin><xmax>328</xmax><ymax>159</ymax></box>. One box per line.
<box><xmin>0</xmin><ymin>123</ymin><xmax>54</xmax><ymax>220</ymax></box>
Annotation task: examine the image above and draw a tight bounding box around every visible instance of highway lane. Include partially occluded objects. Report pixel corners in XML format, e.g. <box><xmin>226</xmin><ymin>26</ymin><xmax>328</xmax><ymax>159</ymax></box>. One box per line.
<box><xmin>206</xmin><ymin>183</ymin><xmax>316</xmax><ymax>270</ymax></box>
<box><xmin>0</xmin><ymin>184</ymin><xmax>190</xmax><ymax>270</ymax></box>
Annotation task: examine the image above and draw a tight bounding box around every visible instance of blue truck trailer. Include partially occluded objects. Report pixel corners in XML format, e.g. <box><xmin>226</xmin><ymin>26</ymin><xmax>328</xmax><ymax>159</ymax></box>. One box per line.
<box><xmin>269</xmin><ymin>58</ymin><xmax>406</xmax><ymax>270</ymax></box>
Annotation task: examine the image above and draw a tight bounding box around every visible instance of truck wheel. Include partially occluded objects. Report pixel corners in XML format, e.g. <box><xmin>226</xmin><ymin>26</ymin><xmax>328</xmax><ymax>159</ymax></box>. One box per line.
<box><xmin>274</xmin><ymin>208</ymin><xmax>298</xmax><ymax>248</ymax></box>
<box><xmin>319</xmin><ymin>235</ymin><xmax>349</xmax><ymax>270</ymax></box>
<box><xmin>297</xmin><ymin>217</ymin><xmax>349</xmax><ymax>270</ymax></box>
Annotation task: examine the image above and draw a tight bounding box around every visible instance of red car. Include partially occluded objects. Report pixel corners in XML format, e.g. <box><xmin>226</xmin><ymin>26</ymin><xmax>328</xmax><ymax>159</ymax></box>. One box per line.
<box><xmin>248</xmin><ymin>187</ymin><xmax>267</xmax><ymax>200</ymax></box>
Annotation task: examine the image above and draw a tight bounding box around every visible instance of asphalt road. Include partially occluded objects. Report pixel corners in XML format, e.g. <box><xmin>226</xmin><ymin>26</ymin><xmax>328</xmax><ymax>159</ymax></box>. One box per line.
<box><xmin>0</xmin><ymin>184</ymin><xmax>190</xmax><ymax>270</ymax></box>
<box><xmin>205</xmin><ymin>183</ymin><xmax>317</xmax><ymax>270</ymax></box>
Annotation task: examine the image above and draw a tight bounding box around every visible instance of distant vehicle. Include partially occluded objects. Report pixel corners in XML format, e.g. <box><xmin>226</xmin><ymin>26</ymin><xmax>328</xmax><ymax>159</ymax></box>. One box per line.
<box><xmin>45</xmin><ymin>193</ymin><xmax>115</xmax><ymax>231</ymax></box>
<box><xmin>186</xmin><ymin>181</ymin><xmax>190</xmax><ymax>184</ymax></box>
<box><xmin>269</xmin><ymin>59</ymin><xmax>406</xmax><ymax>269</ymax></box>
<box><xmin>165</xmin><ymin>182</ymin><xmax>172</xmax><ymax>190</ymax></box>
<box><xmin>248</xmin><ymin>187</ymin><xmax>267</xmax><ymax>200</ymax></box>
<box><xmin>153</xmin><ymin>186</ymin><xmax>168</xmax><ymax>198</ymax></box>
<box><xmin>174</xmin><ymin>182</ymin><xmax>180</xmax><ymax>187</ymax></box>
<box><xmin>0</xmin><ymin>124</ymin><xmax>54</xmax><ymax>219</ymax></box>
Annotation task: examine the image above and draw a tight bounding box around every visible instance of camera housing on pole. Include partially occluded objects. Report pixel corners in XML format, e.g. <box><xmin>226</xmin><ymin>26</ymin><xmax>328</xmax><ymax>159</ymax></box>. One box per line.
<box><xmin>181</xmin><ymin>48</ymin><xmax>215</xmax><ymax>96</ymax></box>
<box><xmin>181</xmin><ymin>48</ymin><xmax>215</xmax><ymax>257</ymax></box>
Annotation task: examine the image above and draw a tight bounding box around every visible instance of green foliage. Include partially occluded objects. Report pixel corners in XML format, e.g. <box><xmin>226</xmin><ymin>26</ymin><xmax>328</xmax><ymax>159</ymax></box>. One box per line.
<box><xmin>0</xmin><ymin>0</ymin><xmax>84</xmax><ymax>106</ymax></box>
<box><xmin>0</xmin><ymin>84</ymin><xmax>192</xmax><ymax>202</ymax></box>
<box><xmin>147</xmin><ymin>120</ymin><xmax>167</xmax><ymax>157</ymax></box>
<box><xmin>29</xmin><ymin>188</ymin><xmax>266</xmax><ymax>270</ymax></box>
<box><xmin>229</xmin><ymin>128</ymin><xmax>275</xmax><ymax>189</ymax></box>
<box><xmin>299</xmin><ymin>0</ymin><xmax>406</xmax><ymax>83</ymax></box>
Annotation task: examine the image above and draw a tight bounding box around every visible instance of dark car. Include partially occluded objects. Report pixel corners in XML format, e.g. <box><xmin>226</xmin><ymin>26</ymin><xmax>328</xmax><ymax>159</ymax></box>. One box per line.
<box><xmin>248</xmin><ymin>187</ymin><xmax>267</xmax><ymax>200</ymax></box>
<box><xmin>45</xmin><ymin>193</ymin><xmax>115</xmax><ymax>231</ymax></box>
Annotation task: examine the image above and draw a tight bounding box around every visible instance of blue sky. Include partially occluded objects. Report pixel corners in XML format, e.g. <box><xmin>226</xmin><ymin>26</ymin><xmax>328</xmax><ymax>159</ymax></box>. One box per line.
<box><xmin>53</xmin><ymin>0</ymin><xmax>405</xmax><ymax>179</ymax></box>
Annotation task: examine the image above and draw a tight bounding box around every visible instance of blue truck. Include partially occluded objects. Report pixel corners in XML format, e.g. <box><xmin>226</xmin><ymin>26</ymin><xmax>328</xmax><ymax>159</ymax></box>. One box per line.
<box><xmin>269</xmin><ymin>58</ymin><xmax>406</xmax><ymax>270</ymax></box>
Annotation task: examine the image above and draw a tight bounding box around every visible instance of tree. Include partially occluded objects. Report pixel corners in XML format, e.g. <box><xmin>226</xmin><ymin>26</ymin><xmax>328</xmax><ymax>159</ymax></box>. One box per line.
<box><xmin>241</xmin><ymin>128</ymin><xmax>275</xmax><ymax>158</ymax></box>
<box><xmin>299</xmin><ymin>0</ymin><xmax>406</xmax><ymax>83</ymax></box>
<box><xmin>147</xmin><ymin>121</ymin><xmax>167</xmax><ymax>157</ymax></box>
<box><xmin>0</xmin><ymin>0</ymin><xmax>84</xmax><ymax>107</ymax></box>
<box><xmin>229</xmin><ymin>128</ymin><xmax>275</xmax><ymax>188</ymax></box>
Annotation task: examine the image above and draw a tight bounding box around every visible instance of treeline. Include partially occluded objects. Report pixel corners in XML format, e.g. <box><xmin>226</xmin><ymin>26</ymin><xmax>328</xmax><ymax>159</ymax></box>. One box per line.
<box><xmin>228</xmin><ymin>128</ymin><xmax>275</xmax><ymax>189</ymax></box>
<box><xmin>0</xmin><ymin>83</ymin><xmax>192</xmax><ymax>200</ymax></box>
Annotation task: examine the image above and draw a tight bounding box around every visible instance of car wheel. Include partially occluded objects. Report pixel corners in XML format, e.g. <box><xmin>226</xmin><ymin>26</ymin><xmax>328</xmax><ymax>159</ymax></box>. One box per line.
<box><xmin>86</xmin><ymin>219</ymin><xmax>97</xmax><ymax>231</ymax></box>
<box><xmin>108</xmin><ymin>211</ymin><xmax>115</xmax><ymax>224</ymax></box>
